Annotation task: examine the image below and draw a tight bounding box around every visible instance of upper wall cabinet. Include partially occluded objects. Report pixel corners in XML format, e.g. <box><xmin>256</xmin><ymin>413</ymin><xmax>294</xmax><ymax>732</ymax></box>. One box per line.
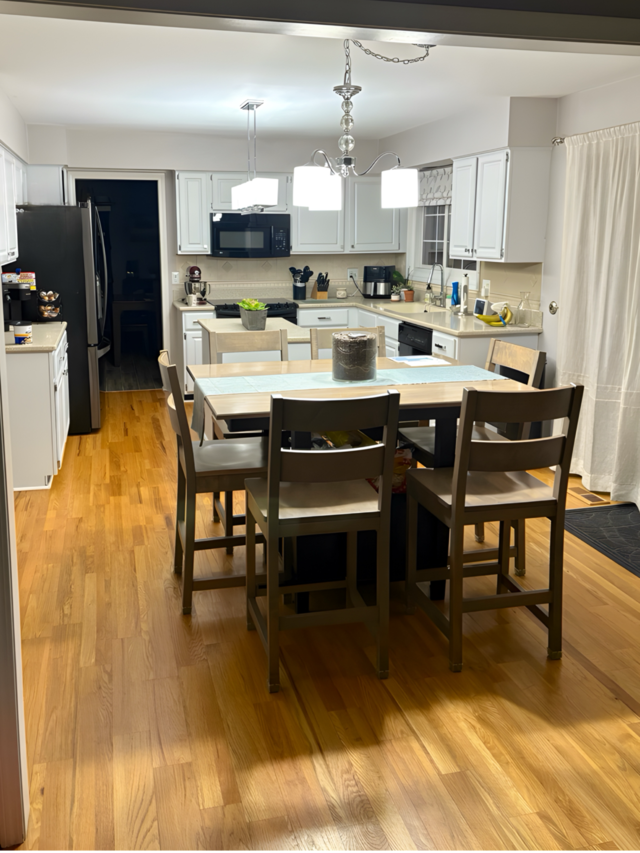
<box><xmin>347</xmin><ymin>177</ymin><xmax>404</xmax><ymax>253</ymax></box>
<box><xmin>0</xmin><ymin>146</ymin><xmax>21</xmax><ymax>266</ymax></box>
<box><xmin>210</xmin><ymin>172</ymin><xmax>291</xmax><ymax>212</ymax></box>
<box><xmin>450</xmin><ymin>148</ymin><xmax>551</xmax><ymax>264</ymax></box>
<box><xmin>176</xmin><ymin>171</ymin><xmax>211</xmax><ymax>255</ymax></box>
<box><xmin>291</xmin><ymin>175</ymin><xmax>405</xmax><ymax>254</ymax></box>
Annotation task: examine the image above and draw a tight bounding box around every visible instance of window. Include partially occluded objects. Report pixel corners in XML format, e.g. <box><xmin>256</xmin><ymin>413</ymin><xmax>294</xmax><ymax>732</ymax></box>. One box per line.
<box><xmin>421</xmin><ymin>205</ymin><xmax>477</xmax><ymax>272</ymax></box>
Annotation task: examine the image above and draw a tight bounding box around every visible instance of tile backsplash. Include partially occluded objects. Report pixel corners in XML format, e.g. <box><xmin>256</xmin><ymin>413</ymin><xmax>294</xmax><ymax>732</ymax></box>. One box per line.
<box><xmin>172</xmin><ymin>253</ymin><xmax>406</xmax><ymax>302</ymax></box>
<box><xmin>479</xmin><ymin>262</ymin><xmax>542</xmax><ymax>310</ymax></box>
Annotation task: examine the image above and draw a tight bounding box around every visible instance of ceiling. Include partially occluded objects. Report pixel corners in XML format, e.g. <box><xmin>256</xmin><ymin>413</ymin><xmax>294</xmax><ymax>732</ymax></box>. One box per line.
<box><xmin>2</xmin><ymin>13</ymin><xmax>640</xmax><ymax>139</ymax></box>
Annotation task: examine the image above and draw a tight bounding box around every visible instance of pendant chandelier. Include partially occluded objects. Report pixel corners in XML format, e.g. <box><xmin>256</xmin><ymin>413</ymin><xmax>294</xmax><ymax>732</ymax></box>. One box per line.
<box><xmin>232</xmin><ymin>99</ymin><xmax>279</xmax><ymax>213</ymax></box>
<box><xmin>293</xmin><ymin>40</ymin><xmax>433</xmax><ymax>211</ymax></box>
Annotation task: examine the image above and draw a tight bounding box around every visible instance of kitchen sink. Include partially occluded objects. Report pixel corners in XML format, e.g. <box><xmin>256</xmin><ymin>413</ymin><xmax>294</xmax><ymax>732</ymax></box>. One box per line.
<box><xmin>379</xmin><ymin>303</ymin><xmax>447</xmax><ymax>314</ymax></box>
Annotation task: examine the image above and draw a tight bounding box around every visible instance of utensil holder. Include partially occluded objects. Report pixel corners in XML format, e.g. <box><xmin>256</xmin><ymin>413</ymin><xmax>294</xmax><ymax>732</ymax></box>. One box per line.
<box><xmin>293</xmin><ymin>283</ymin><xmax>306</xmax><ymax>301</ymax></box>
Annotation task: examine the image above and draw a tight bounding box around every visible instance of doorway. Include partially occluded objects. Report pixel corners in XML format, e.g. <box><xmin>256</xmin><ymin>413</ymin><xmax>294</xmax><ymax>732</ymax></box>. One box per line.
<box><xmin>75</xmin><ymin>179</ymin><xmax>162</xmax><ymax>391</ymax></box>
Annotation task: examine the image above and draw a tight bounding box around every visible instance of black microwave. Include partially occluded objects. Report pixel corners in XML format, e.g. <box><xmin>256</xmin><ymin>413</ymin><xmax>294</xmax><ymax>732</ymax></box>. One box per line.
<box><xmin>210</xmin><ymin>212</ymin><xmax>290</xmax><ymax>258</ymax></box>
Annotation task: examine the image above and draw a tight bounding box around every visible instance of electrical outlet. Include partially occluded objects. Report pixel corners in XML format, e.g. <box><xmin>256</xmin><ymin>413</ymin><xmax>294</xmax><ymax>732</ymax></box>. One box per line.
<box><xmin>482</xmin><ymin>279</ymin><xmax>491</xmax><ymax>297</ymax></box>
<box><xmin>347</xmin><ymin>268</ymin><xmax>358</xmax><ymax>282</ymax></box>
<box><xmin>172</xmin><ymin>272</ymin><xmax>180</xmax><ymax>285</ymax></box>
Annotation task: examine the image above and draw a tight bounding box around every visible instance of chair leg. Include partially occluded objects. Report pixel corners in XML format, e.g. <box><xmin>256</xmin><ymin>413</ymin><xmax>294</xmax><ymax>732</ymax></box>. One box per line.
<box><xmin>346</xmin><ymin>531</ymin><xmax>357</xmax><ymax>608</ymax></box>
<box><xmin>376</xmin><ymin>527</ymin><xmax>390</xmax><ymax>680</ymax></box>
<box><xmin>514</xmin><ymin>520</ymin><xmax>526</xmax><ymax>577</ymax></box>
<box><xmin>449</xmin><ymin>526</ymin><xmax>464</xmax><ymax>672</ymax></box>
<box><xmin>213</xmin><ymin>492</ymin><xmax>220</xmax><ymax>522</ymax></box>
<box><xmin>174</xmin><ymin>464</ymin><xmax>185</xmax><ymax>576</ymax></box>
<box><xmin>547</xmin><ymin>515</ymin><xmax>564</xmax><ymax>660</ymax></box>
<box><xmin>405</xmin><ymin>494</ymin><xmax>418</xmax><ymax>614</ymax></box>
<box><xmin>224</xmin><ymin>491</ymin><xmax>235</xmax><ymax>555</ymax></box>
<box><xmin>182</xmin><ymin>490</ymin><xmax>196</xmax><ymax>616</ymax></box>
<box><xmin>266</xmin><ymin>533</ymin><xmax>281</xmax><ymax>693</ymax></box>
<box><xmin>245</xmin><ymin>505</ymin><xmax>256</xmax><ymax>631</ymax></box>
<box><xmin>474</xmin><ymin>522</ymin><xmax>485</xmax><ymax>543</ymax></box>
<box><xmin>496</xmin><ymin>520</ymin><xmax>511</xmax><ymax>594</ymax></box>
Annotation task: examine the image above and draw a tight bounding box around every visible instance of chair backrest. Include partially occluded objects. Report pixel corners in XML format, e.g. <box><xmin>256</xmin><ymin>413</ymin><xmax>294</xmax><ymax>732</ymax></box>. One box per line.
<box><xmin>310</xmin><ymin>327</ymin><xmax>386</xmax><ymax>359</ymax></box>
<box><xmin>266</xmin><ymin>391</ymin><xmax>400</xmax><ymax>523</ymax></box>
<box><xmin>485</xmin><ymin>339</ymin><xmax>545</xmax><ymax>388</ymax></box>
<box><xmin>158</xmin><ymin>351</ymin><xmax>195</xmax><ymax>476</ymax></box>
<box><xmin>207</xmin><ymin>329</ymin><xmax>288</xmax><ymax>364</ymax></box>
<box><xmin>451</xmin><ymin>384</ymin><xmax>584</xmax><ymax>514</ymax></box>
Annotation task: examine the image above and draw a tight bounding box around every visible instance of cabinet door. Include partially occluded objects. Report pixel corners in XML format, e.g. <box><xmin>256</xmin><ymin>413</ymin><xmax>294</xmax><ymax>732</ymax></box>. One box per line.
<box><xmin>184</xmin><ymin>330</ymin><xmax>203</xmax><ymax>394</ymax></box>
<box><xmin>176</xmin><ymin>172</ymin><xmax>210</xmax><ymax>254</ymax></box>
<box><xmin>450</xmin><ymin>157</ymin><xmax>477</xmax><ymax>259</ymax></box>
<box><xmin>3</xmin><ymin>151</ymin><xmax>18</xmax><ymax>263</ymax></box>
<box><xmin>0</xmin><ymin>149</ymin><xmax>9</xmax><ymax>265</ymax></box>
<box><xmin>212</xmin><ymin>172</ymin><xmax>290</xmax><ymax>212</ymax></box>
<box><xmin>292</xmin><ymin>205</ymin><xmax>344</xmax><ymax>253</ymax></box>
<box><xmin>14</xmin><ymin>158</ymin><xmax>26</xmax><ymax>205</ymax></box>
<box><xmin>473</xmin><ymin>150</ymin><xmax>508</xmax><ymax>261</ymax></box>
<box><xmin>347</xmin><ymin>177</ymin><xmax>401</xmax><ymax>252</ymax></box>
<box><xmin>55</xmin><ymin>366</ymin><xmax>70</xmax><ymax>468</ymax></box>
<box><xmin>385</xmin><ymin>341</ymin><xmax>399</xmax><ymax>358</ymax></box>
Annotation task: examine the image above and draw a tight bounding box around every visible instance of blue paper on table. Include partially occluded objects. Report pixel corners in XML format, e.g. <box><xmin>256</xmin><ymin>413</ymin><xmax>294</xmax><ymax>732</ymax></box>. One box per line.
<box><xmin>191</xmin><ymin>364</ymin><xmax>505</xmax><ymax>437</ymax></box>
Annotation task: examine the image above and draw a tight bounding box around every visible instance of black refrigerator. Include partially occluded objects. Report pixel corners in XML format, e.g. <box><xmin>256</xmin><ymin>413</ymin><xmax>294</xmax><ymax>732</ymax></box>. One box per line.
<box><xmin>7</xmin><ymin>204</ymin><xmax>110</xmax><ymax>433</ymax></box>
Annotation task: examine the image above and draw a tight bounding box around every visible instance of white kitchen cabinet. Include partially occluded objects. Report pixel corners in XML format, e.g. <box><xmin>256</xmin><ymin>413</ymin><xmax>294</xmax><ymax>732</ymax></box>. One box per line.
<box><xmin>450</xmin><ymin>157</ymin><xmax>477</xmax><ymax>259</ymax></box>
<box><xmin>176</xmin><ymin>172</ymin><xmax>211</xmax><ymax>254</ymax></box>
<box><xmin>450</xmin><ymin>148</ymin><xmax>551</xmax><ymax>263</ymax></box>
<box><xmin>292</xmin><ymin>206</ymin><xmax>345</xmax><ymax>254</ymax></box>
<box><xmin>385</xmin><ymin>341</ymin><xmax>399</xmax><ymax>358</ymax></box>
<box><xmin>3</xmin><ymin>151</ymin><xmax>18</xmax><ymax>264</ymax></box>
<box><xmin>14</xmin><ymin>158</ymin><xmax>26</xmax><ymax>205</ymax></box>
<box><xmin>6</xmin><ymin>331</ymin><xmax>69</xmax><ymax>490</ymax></box>
<box><xmin>347</xmin><ymin>177</ymin><xmax>403</xmax><ymax>252</ymax></box>
<box><xmin>357</xmin><ymin>309</ymin><xmax>400</xmax><ymax>344</ymax></box>
<box><xmin>211</xmin><ymin>172</ymin><xmax>290</xmax><ymax>212</ymax></box>
<box><xmin>0</xmin><ymin>148</ymin><xmax>9</xmax><ymax>265</ymax></box>
<box><xmin>296</xmin><ymin>306</ymin><xmax>351</xmax><ymax>328</ymax></box>
<box><xmin>184</xmin><ymin>330</ymin><xmax>203</xmax><ymax>394</ymax></box>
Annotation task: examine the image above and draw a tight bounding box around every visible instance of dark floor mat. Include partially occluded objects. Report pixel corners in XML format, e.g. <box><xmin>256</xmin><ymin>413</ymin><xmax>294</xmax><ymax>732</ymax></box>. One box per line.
<box><xmin>564</xmin><ymin>504</ymin><xmax>640</xmax><ymax>577</ymax></box>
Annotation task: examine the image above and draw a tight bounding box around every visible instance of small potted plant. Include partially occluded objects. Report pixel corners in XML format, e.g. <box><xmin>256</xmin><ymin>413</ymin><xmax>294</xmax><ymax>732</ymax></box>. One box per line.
<box><xmin>402</xmin><ymin>282</ymin><xmax>415</xmax><ymax>302</ymax></box>
<box><xmin>391</xmin><ymin>270</ymin><xmax>414</xmax><ymax>302</ymax></box>
<box><xmin>390</xmin><ymin>284</ymin><xmax>402</xmax><ymax>302</ymax></box>
<box><xmin>238</xmin><ymin>298</ymin><xmax>268</xmax><ymax>330</ymax></box>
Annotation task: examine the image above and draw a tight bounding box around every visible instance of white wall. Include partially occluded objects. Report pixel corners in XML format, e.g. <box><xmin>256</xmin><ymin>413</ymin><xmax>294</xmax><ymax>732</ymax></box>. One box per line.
<box><xmin>539</xmin><ymin>74</ymin><xmax>640</xmax><ymax>388</ymax></box>
<box><xmin>378</xmin><ymin>99</ymin><xmax>511</xmax><ymax>168</ymax></box>
<box><xmin>0</xmin><ymin>86</ymin><xmax>28</xmax><ymax>161</ymax></box>
<box><xmin>27</xmin><ymin>124</ymin><xmax>380</xmax><ymax>172</ymax></box>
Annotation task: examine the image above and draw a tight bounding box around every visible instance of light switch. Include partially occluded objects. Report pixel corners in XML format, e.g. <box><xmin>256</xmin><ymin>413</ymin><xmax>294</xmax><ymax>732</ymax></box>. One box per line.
<box><xmin>172</xmin><ymin>272</ymin><xmax>180</xmax><ymax>285</ymax></box>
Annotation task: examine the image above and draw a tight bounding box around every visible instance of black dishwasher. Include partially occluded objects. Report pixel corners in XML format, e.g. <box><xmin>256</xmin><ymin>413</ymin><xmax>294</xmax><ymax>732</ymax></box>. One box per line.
<box><xmin>398</xmin><ymin>322</ymin><xmax>433</xmax><ymax>355</ymax></box>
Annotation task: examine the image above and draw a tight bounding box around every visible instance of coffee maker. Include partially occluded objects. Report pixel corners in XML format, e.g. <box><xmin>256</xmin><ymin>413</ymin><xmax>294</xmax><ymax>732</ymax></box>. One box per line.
<box><xmin>3</xmin><ymin>281</ymin><xmax>33</xmax><ymax>330</ymax></box>
<box><xmin>362</xmin><ymin>265</ymin><xmax>395</xmax><ymax>299</ymax></box>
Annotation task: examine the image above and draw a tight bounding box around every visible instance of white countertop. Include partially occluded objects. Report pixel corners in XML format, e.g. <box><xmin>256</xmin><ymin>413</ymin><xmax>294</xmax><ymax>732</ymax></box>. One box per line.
<box><xmin>5</xmin><ymin>322</ymin><xmax>67</xmax><ymax>353</ymax></box>
<box><xmin>197</xmin><ymin>316</ymin><xmax>310</xmax><ymax>344</ymax></box>
<box><xmin>296</xmin><ymin>300</ymin><xmax>542</xmax><ymax>338</ymax></box>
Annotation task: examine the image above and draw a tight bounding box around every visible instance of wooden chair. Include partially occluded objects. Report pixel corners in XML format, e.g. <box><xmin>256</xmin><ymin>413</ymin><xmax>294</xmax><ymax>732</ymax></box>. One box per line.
<box><xmin>245</xmin><ymin>390</ymin><xmax>400</xmax><ymax>693</ymax></box>
<box><xmin>399</xmin><ymin>339</ymin><xmax>546</xmax><ymax>576</ymax></box>
<box><xmin>158</xmin><ymin>351</ymin><xmax>268</xmax><ymax>614</ymax></box>
<box><xmin>202</xmin><ymin>328</ymin><xmax>289</xmax><ymax>554</ymax></box>
<box><xmin>406</xmin><ymin>383</ymin><xmax>583</xmax><ymax>672</ymax></box>
<box><xmin>309</xmin><ymin>326</ymin><xmax>386</xmax><ymax>359</ymax></box>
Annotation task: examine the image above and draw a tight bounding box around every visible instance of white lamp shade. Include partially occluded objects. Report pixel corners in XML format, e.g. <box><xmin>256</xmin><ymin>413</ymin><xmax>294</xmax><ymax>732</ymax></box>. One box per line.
<box><xmin>381</xmin><ymin>168</ymin><xmax>419</xmax><ymax>208</ymax></box>
<box><xmin>231</xmin><ymin>177</ymin><xmax>279</xmax><ymax>210</ymax></box>
<box><xmin>293</xmin><ymin>165</ymin><xmax>343</xmax><ymax>210</ymax></box>
<box><xmin>308</xmin><ymin>172</ymin><xmax>343</xmax><ymax>211</ymax></box>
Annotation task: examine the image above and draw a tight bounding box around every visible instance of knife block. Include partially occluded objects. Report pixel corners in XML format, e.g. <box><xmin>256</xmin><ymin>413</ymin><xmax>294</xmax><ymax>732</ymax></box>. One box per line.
<box><xmin>310</xmin><ymin>283</ymin><xmax>328</xmax><ymax>299</ymax></box>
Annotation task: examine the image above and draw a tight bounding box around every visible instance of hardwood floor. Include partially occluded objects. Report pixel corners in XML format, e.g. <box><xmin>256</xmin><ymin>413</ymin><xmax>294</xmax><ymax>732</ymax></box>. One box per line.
<box><xmin>15</xmin><ymin>389</ymin><xmax>640</xmax><ymax>850</ymax></box>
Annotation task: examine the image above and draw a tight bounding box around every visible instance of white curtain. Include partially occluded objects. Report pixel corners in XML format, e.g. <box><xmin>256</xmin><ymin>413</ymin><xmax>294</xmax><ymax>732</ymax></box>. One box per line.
<box><xmin>557</xmin><ymin>122</ymin><xmax>640</xmax><ymax>505</ymax></box>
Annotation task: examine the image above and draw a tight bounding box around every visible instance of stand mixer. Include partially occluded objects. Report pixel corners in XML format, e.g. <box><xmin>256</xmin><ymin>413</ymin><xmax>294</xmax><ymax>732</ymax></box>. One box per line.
<box><xmin>184</xmin><ymin>266</ymin><xmax>210</xmax><ymax>305</ymax></box>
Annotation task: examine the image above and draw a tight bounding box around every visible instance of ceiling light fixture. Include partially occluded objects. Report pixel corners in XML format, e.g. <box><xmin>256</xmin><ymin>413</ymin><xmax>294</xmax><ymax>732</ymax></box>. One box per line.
<box><xmin>232</xmin><ymin>99</ymin><xmax>279</xmax><ymax>214</ymax></box>
<box><xmin>294</xmin><ymin>40</ymin><xmax>433</xmax><ymax>211</ymax></box>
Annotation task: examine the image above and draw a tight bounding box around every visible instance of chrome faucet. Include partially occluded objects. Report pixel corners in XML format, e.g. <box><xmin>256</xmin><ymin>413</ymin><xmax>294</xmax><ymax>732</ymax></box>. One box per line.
<box><xmin>427</xmin><ymin>263</ymin><xmax>446</xmax><ymax>308</ymax></box>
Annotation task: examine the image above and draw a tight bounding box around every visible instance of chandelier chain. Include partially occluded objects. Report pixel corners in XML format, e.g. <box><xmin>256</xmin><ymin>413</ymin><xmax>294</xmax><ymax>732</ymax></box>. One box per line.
<box><xmin>350</xmin><ymin>39</ymin><xmax>433</xmax><ymax>64</ymax></box>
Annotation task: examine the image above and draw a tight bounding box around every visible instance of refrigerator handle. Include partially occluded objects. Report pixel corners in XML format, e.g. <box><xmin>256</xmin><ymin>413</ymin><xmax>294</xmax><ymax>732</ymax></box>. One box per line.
<box><xmin>96</xmin><ymin>209</ymin><xmax>109</xmax><ymax>337</ymax></box>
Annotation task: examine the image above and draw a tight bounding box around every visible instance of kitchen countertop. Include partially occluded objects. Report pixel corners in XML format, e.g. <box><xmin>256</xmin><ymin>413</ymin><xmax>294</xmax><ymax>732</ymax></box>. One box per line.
<box><xmin>174</xmin><ymin>298</ymin><xmax>542</xmax><ymax>338</ymax></box>
<box><xmin>5</xmin><ymin>322</ymin><xmax>68</xmax><ymax>353</ymax></box>
<box><xmin>296</xmin><ymin>300</ymin><xmax>542</xmax><ymax>338</ymax></box>
<box><xmin>197</xmin><ymin>316</ymin><xmax>310</xmax><ymax>344</ymax></box>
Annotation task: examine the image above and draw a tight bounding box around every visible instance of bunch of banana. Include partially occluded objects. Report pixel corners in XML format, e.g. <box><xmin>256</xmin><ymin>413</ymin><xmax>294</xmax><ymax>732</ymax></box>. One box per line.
<box><xmin>477</xmin><ymin>305</ymin><xmax>513</xmax><ymax>327</ymax></box>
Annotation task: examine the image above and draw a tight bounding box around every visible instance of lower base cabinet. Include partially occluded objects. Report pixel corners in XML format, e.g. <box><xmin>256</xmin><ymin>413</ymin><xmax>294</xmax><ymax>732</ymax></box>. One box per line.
<box><xmin>6</xmin><ymin>332</ymin><xmax>70</xmax><ymax>490</ymax></box>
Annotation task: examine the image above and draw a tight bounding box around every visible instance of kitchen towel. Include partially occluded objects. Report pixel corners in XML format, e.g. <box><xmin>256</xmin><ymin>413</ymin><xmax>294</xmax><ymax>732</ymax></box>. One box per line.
<box><xmin>191</xmin><ymin>364</ymin><xmax>506</xmax><ymax>437</ymax></box>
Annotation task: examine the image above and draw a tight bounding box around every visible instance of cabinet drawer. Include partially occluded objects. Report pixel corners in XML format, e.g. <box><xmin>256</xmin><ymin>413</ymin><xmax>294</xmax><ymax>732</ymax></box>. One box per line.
<box><xmin>431</xmin><ymin>332</ymin><xmax>457</xmax><ymax>360</ymax></box>
<box><xmin>183</xmin><ymin>311</ymin><xmax>214</xmax><ymax>331</ymax></box>
<box><xmin>297</xmin><ymin>308</ymin><xmax>350</xmax><ymax>327</ymax></box>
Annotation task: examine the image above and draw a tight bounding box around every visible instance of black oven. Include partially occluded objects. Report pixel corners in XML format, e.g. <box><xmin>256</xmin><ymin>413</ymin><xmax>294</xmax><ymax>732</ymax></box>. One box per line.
<box><xmin>210</xmin><ymin>212</ymin><xmax>290</xmax><ymax>258</ymax></box>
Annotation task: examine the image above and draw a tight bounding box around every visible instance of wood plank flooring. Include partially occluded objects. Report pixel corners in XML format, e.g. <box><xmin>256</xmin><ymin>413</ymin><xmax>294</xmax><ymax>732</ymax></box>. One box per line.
<box><xmin>15</xmin><ymin>389</ymin><xmax>640</xmax><ymax>850</ymax></box>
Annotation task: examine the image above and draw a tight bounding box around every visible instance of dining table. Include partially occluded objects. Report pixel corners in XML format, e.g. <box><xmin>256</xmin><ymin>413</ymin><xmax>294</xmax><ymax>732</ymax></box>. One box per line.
<box><xmin>187</xmin><ymin>356</ymin><xmax>533</xmax><ymax>601</ymax></box>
